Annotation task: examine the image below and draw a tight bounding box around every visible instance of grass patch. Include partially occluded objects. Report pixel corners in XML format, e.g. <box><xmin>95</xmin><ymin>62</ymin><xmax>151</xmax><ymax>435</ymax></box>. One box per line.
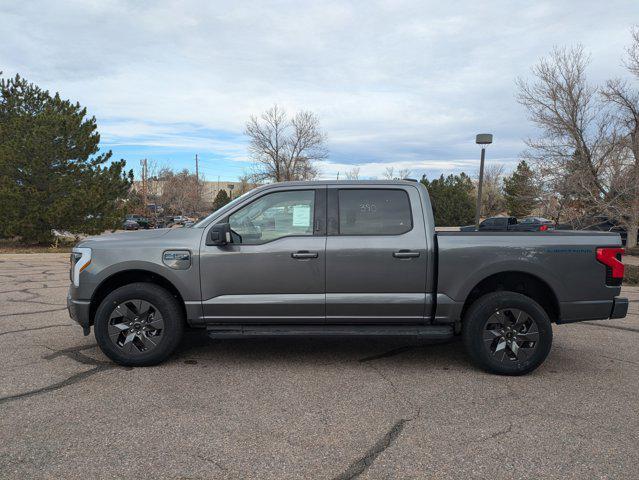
<box><xmin>624</xmin><ymin>264</ymin><xmax>639</xmax><ymax>286</ymax></box>
<box><xmin>0</xmin><ymin>238</ymin><xmax>75</xmax><ymax>254</ymax></box>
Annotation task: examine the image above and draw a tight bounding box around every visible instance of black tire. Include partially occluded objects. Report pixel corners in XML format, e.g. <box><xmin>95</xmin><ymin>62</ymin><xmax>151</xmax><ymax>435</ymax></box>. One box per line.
<box><xmin>462</xmin><ymin>291</ymin><xmax>552</xmax><ymax>375</ymax></box>
<box><xmin>94</xmin><ymin>282</ymin><xmax>184</xmax><ymax>366</ymax></box>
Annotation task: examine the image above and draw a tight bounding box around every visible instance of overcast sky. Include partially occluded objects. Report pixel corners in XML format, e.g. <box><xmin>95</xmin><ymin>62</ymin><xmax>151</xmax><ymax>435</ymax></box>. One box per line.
<box><xmin>2</xmin><ymin>1</ymin><xmax>638</xmax><ymax>181</ymax></box>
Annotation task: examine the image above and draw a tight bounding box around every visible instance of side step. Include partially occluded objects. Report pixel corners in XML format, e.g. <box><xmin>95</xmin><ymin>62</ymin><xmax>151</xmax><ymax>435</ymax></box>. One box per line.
<box><xmin>206</xmin><ymin>324</ymin><xmax>454</xmax><ymax>339</ymax></box>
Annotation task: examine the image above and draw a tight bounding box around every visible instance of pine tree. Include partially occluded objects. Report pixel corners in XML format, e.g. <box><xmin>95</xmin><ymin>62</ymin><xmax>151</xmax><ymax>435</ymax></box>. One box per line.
<box><xmin>0</xmin><ymin>74</ymin><xmax>132</xmax><ymax>243</ymax></box>
<box><xmin>503</xmin><ymin>160</ymin><xmax>539</xmax><ymax>218</ymax></box>
<box><xmin>211</xmin><ymin>189</ymin><xmax>230</xmax><ymax>212</ymax></box>
<box><xmin>421</xmin><ymin>173</ymin><xmax>475</xmax><ymax>226</ymax></box>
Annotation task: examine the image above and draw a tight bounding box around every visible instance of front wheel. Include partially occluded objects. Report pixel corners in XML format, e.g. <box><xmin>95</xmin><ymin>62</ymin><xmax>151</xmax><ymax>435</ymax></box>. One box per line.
<box><xmin>94</xmin><ymin>282</ymin><xmax>184</xmax><ymax>366</ymax></box>
<box><xmin>462</xmin><ymin>291</ymin><xmax>552</xmax><ymax>375</ymax></box>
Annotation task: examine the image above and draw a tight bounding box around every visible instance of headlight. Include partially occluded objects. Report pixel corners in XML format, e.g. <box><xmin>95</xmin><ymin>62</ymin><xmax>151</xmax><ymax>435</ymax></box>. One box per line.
<box><xmin>70</xmin><ymin>247</ymin><xmax>91</xmax><ymax>287</ymax></box>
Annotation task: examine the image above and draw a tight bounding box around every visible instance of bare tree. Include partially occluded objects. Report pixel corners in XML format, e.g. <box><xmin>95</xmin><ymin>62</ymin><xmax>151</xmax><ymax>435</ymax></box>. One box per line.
<box><xmin>345</xmin><ymin>167</ymin><xmax>360</xmax><ymax>180</ymax></box>
<box><xmin>382</xmin><ymin>166</ymin><xmax>395</xmax><ymax>180</ymax></box>
<box><xmin>600</xmin><ymin>30</ymin><xmax>639</xmax><ymax>247</ymax></box>
<box><xmin>158</xmin><ymin>168</ymin><xmax>201</xmax><ymax>215</ymax></box>
<box><xmin>516</xmin><ymin>45</ymin><xmax>636</xmax><ymax>243</ymax></box>
<box><xmin>397</xmin><ymin>168</ymin><xmax>412</xmax><ymax>179</ymax></box>
<box><xmin>626</xmin><ymin>26</ymin><xmax>639</xmax><ymax>77</ymax></box>
<box><xmin>382</xmin><ymin>166</ymin><xmax>411</xmax><ymax>180</ymax></box>
<box><xmin>142</xmin><ymin>159</ymin><xmax>163</xmax><ymax>211</ymax></box>
<box><xmin>245</xmin><ymin>105</ymin><xmax>327</xmax><ymax>182</ymax></box>
<box><xmin>479</xmin><ymin>164</ymin><xmax>505</xmax><ymax>217</ymax></box>
<box><xmin>236</xmin><ymin>173</ymin><xmax>258</xmax><ymax>195</ymax></box>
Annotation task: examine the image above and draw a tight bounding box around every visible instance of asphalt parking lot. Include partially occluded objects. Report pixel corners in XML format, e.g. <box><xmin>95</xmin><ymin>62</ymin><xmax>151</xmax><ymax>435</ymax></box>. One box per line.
<box><xmin>1</xmin><ymin>254</ymin><xmax>638</xmax><ymax>479</ymax></box>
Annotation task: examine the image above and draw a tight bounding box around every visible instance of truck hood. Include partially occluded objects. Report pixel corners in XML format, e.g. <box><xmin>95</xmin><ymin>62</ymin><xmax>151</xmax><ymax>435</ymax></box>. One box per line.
<box><xmin>76</xmin><ymin>227</ymin><xmax>203</xmax><ymax>250</ymax></box>
<box><xmin>79</xmin><ymin>229</ymin><xmax>173</xmax><ymax>245</ymax></box>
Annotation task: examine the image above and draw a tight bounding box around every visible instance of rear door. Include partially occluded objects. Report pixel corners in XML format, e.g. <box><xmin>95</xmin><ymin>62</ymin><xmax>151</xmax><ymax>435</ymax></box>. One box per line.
<box><xmin>493</xmin><ymin>218</ymin><xmax>509</xmax><ymax>231</ymax></box>
<box><xmin>479</xmin><ymin>218</ymin><xmax>495</xmax><ymax>231</ymax></box>
<box><xmin>325</xmin><ymin>185</ymin><xmax>430</xmax><ymax>322</ymax></box>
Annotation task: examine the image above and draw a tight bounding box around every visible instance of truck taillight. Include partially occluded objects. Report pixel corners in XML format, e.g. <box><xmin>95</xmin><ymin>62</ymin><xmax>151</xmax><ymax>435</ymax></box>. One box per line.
<box><xmin>596</xmin><ymin>247</ymin><xmax>624</xmax><ymax>286</ymax></box>
<box><xmin>539</xmin><ymin>224</ymin><xmax>549</xmax><ymax>231</ymax></box>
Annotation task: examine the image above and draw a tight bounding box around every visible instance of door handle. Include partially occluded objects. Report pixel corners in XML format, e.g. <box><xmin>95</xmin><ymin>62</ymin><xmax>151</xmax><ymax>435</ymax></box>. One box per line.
<box><xmin>291</xmin><ymin>251</ymin><xmax>319</xmax><ymax>259</ymax></box>
<box><xmin>393</xmin><ymin>250</ymin><xmax>420</xmax><ymax>259</ymax></box>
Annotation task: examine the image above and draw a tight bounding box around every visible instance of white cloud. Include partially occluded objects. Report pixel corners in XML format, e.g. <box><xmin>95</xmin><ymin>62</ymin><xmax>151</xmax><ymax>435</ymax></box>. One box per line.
<box><xmin>1</xmin><ymin>0</ymin><xmax>638</xmax><ymax>178</ymax></box>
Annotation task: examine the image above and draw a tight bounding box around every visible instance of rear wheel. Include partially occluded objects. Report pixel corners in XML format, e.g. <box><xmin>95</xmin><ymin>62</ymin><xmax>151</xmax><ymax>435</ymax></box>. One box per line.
<box><xmin>94</xmin><ymin>282</ymin><xmax>184</xmax><ymax>366</ymax></box>
<box><xmin>462</xmin><ymin>291</ymin><xmax>552</xmax><ymax>375</ymax></box>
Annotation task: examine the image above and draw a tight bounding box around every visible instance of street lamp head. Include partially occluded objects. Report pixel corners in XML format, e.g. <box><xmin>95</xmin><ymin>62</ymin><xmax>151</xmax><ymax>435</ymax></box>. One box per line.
<box><xmin>476</xmin><ymin>133</ymin><xmax>493</xmax><ymax>145</ymax></box>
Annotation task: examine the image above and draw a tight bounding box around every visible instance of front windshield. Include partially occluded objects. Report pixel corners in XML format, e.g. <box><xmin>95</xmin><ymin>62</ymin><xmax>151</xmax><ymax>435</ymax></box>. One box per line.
<box><xmin>192</xmin><ymin>190</ymin><xmax>254</xmax><ymax>228</ymax></box>
<box><xmin>521</xmin><ymin>217</ymin><xmax>536</xmax><ymax>224</ymax></box>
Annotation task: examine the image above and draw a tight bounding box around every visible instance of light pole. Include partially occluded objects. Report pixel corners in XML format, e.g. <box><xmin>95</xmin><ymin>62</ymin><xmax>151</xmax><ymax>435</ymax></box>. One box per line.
<box><xmin>474</xmin><ymin>133</ymin><xmax>493</xmax><ymax>230</ymax></box>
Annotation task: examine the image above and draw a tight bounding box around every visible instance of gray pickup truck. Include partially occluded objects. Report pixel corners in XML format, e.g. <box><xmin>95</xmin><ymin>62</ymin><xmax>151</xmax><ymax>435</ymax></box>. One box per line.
<box><xmin>67</xmin><ymin>180</ymin><xmax>628</xmax><ymax>375</ymax></box>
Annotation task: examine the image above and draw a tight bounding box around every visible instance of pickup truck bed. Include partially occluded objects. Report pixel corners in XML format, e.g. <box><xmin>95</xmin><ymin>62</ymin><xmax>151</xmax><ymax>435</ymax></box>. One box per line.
<box><xmin>435</xmin><ymin>230</ymin><xmax>627</xmax><ymax>326</ymax></box>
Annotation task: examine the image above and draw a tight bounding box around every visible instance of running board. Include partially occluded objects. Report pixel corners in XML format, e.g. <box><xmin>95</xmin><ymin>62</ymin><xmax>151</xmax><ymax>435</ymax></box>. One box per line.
<box><xmin>206</xmin><ymin>324</ymin><xmax>454</xmax><ymax>339</ymax></box>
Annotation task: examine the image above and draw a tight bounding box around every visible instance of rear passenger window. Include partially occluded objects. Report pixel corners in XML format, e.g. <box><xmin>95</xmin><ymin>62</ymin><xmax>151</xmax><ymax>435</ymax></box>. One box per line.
<box><xmin>338</xmin><ymin>189</ymin><xmax>412</xmax><ymax>235</ymax></box>
<box><xmin>481</xmin><ymin>219</ymin><xmax>493</xmax><ymax>228</ymax></box>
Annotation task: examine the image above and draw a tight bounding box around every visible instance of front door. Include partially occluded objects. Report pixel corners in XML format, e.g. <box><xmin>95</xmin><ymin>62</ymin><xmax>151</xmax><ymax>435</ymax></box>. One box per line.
<box><xmin>325</xmin><ymin>185</ymin><xmax>431</xmax><ymax>323</ymax></box>
<box><xmin>200</xmin><ymin>186</ymin><xmax>326</xmax><ymax>323</ymax></box>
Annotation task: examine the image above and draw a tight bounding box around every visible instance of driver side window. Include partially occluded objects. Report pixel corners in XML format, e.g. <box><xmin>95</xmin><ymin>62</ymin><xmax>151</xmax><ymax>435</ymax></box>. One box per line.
<box><xmin>228</xmin><ymin>190</ymin><xmax>315</xmax><ymax>245</ymax></box>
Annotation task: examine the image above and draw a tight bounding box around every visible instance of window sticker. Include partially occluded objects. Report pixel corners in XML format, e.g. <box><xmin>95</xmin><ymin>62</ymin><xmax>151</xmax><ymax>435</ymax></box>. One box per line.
<box><xmin>292</xmin><ymin>204</ymin><xmax>311</xmax><ymax>227</ymax></box>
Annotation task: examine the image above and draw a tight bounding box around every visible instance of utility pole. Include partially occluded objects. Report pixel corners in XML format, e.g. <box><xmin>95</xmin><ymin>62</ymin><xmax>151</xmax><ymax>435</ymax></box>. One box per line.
<box><xmin>195</xmin><ymin>154</ymin><xmax>200</xmax><ymax>213</ymax></box>
<box><xmin>140</xmin><ymin>158</ymin><xmax>147</xmax><ymax>215</ymax></box>
<box><xmin>474</xmin><ymin>134</ymin><xmax>493</xmax><ymax>230</ymax></box>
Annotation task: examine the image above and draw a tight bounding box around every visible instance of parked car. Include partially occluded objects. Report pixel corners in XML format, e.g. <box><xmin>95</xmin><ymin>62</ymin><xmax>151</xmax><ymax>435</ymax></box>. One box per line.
<box><xmin>460</xmin><ymin>216</ymin><xmax>518</xmax><ymax>232</ymax></box>
<box><xmin>510</xmin><ymin>217</ymin><xmax>555</xmax><ymax>232</ymax></box>
<box><xmin>154</xmin><ymin>218</ymin><xmax>168</xmax><ymax>229</ymax></box>
<box><xmin>68</xmin><ymin>180</ymin><xmax>627</xmax><ymax>375</ymax></box>
<box><xmin>122</xmin><ymin>219</ymin><xmax>139</xmax><ymax>230</ymax></box>
<box><xmin>461</xmin><ymin>216</ymin><xmax>555</xmax><ymax>232</ymax></box>
<box><xmin>559</xmin><ymin>216</ymin><xmax>637</xmax><ymax>246</ymax></box>
<box><xmin>125</xmin><ymin>214</ymin><xmax>150</xmax><ymax>229</ymax></box>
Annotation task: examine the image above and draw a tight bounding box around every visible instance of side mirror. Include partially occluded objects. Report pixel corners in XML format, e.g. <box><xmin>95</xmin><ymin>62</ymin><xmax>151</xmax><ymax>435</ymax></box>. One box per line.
<box><xmin>207</xmin><ymin>223</ymin><xmax>232</xmax><ymax>246</ymax></box>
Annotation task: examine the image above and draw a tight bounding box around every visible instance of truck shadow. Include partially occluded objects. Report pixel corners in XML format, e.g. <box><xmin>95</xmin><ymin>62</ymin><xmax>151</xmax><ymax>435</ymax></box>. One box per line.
<box><xmin>173</xmin><ymin>330</ymin><xmax>468</xmax><ymax>369</ymax></box>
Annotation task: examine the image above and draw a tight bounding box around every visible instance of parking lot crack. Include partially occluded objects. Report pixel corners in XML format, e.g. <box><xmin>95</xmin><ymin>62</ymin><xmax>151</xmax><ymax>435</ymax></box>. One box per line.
<box><xmin>472</xmin><ymin>422</ymin><xmax>513</xmax><ymax>443</ymax></box>
<box><xmin>43</xmin><ymin>344</ymin><xmax>113</xmax><ymax>366</ymax></box>
<box><xmin>189</xmin><ymin>453</ymin><xmax>228</xmax><ymax>472</ymax></box>
<box><xmin>0</xmin><ymin>323</ymin><xmax>74</xmax><ymax>336</ymax></box>
<box><xmin>331</xmin><ymin>418</ymin><xmax>409</xmax><ymax>480</ymax></box>
<box><xmin>331</xmin><ymin>361</ymin><xmax>423</xmax><ymax>480</ymax></box>
<box><xmin>0</xmin><ymin>307</ymin><xmax>67</xmax><ymax>318</ymax></box>
<box><xmin>596</xmin><ymin>354</ymin><xmax>639</xmax><ymax>366</ymax></box>
<box><xmin>0</xmin><ymin>343</ymin><xmax>119</xmax><ymax>406</ymax></box>
<box><xmin>358</xmin><ymin>345</ymin><xmax>417</xmax><ymax>363</ymax></box>
<box><xmin>366</xmin><ymin>361</ymin><xmax>421</xmax><ymax>417</ymax></box>
<box><xmin>0</xmin><ymin>366</ymin><xmax>108</xmax><ymax>406</ymax></box>
<box><xmin>580</xmin><ymin>322</ymin><xmax>639</xmax><ymax>333</ymax></box>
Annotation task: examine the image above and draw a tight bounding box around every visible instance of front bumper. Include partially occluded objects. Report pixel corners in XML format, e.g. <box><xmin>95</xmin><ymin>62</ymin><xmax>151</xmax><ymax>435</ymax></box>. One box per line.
<box><xmin>67</xmin><ymin>293</ymin><xmax>91</xmax><ymax>335</ymax></box>
<box><xmin>610</xmin><ymin>297</ymin><xmax>628</xmax><ymax>319</ymax></box>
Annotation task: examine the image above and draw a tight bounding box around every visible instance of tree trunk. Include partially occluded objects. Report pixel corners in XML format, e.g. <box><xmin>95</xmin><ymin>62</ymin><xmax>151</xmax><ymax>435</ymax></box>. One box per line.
<box><xmin>627</xmin><ymin>212</ymin><xmax>639</xmax><ymax>248</ymax></box>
